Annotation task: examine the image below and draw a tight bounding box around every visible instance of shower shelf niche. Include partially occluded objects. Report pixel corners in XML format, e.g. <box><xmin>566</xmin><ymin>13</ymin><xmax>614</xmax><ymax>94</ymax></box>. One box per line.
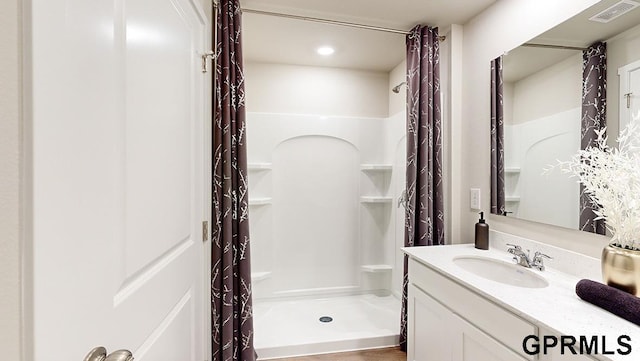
<box><xmin>248</xmin><ymin>162</ymin><xmax>272</xmax><ymax>170</ymax></box>
<box><xmin>360</xmin><ymin>196</ymin><xmax>393</xmax><ymax>204</ymax></box>
<box><xmin>360</xmin><ymin>164</ymin><xmax>392</xmax><ymax>204</ymax></box>
<box><xmin>360</xmin><ymin>164</ymin><xmax>393</xmax><ymax>171</ymax></box>
<box><xmin>249</xmin><ymin>197</ymin><xmax>272</xmax><ymax>206</ymax></box>
<box><xmin>361</xmin><ymin>264</ymin><xmax>393</xmax><ymax>273</ymax></box>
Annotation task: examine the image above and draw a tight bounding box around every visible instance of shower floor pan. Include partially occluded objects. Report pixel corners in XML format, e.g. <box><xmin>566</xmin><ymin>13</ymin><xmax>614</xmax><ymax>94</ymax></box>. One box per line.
<box><xmin>253</xmin><ymin>293</ymin><xmax>400</xmax><ymax>360</ymax></box>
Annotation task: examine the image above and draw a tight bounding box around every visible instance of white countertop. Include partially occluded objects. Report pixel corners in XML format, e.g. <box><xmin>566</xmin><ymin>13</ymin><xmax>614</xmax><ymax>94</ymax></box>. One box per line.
<box><xmin>403</xmin><ymin>244</ymin><xmax>640</xmax><ymax>361</ymax></box>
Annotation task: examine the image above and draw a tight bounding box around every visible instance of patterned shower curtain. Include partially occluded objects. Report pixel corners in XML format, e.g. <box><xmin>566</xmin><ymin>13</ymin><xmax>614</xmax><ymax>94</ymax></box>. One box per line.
<box><xmin>399</xmin><ymin>25</ymin><xmax>445</xmax><ymax>351</ymax></box>
<box><xmin>490</xmin><ymin>56</ymin><xmax>505</xmax><ymax>216</ymax></box>
<box><xmin>580</xmin><ymin>41</ymin><xmax>606</xmax><ymax>235</ymax></box>
<box><xmin>212</xmin><ymin>0</ymin><xmax>256</xmax><ymax>360</ymax></box>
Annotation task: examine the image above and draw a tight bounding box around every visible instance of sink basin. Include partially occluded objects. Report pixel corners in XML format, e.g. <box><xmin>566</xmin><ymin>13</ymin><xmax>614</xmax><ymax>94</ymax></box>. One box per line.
<box><xmin>453</xmin><ymin>256</ymin><xmax>549</xmax><ymax>289</ymax></box>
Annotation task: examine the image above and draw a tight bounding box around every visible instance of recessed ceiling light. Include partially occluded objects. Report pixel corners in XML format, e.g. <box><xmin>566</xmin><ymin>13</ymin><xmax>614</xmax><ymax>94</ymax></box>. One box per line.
<box><xmin>317</xmin><ymin>46</ymin><xmax>335</xmax><ymax>56</ymax></box>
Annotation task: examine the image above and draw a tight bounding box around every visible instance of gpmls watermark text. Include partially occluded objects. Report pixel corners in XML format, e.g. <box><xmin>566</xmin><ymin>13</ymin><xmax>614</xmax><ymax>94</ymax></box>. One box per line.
<box><xmin>522</xmin><ymin>335</ymin><xmax>632</xmax><ymax>356</ymax></box>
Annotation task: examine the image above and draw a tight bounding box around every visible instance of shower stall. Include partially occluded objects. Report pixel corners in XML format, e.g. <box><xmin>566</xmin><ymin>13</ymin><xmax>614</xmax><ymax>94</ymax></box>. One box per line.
<box><xmin>241</xmin><ymin>5</ymin><xmax>408</xmax><ymax>358</ymax></box>
<box><xmin>246</xmin><ymin>110</ymin><xmax>407</xmax><ymax>358</ymax></box>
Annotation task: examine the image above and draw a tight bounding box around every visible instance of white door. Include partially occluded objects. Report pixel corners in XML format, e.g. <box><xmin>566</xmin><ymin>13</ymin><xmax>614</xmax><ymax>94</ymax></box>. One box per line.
<box><xmin>619</xmin><ymin>59</ymin><xmax>640</xmax><ymax>129</ymax></box>
<box><xmin>29</xmin><ymin>0</ymin><xmax>211</xmax><ymax>360</ymax></box>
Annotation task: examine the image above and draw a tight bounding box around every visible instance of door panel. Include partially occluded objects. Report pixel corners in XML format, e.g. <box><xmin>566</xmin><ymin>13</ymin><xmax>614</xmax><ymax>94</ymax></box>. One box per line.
<box><xmin>455</xmin><ymin>316</ymin><xmax>527</xmax><ymax>361</ymax></box>
<box><xmin>125</xmin><ymin>0</ymin><xmax>196</xmax><ymax>275</ymax></box>
<box><xmin>30</xmin><ymin>0</ymin><xmax>209</xmax><ymax>359</ymax></box>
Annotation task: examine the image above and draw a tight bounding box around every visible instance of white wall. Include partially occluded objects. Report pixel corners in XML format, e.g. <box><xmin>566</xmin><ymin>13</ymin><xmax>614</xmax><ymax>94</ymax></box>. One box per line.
<box><xmin>388</xmin><ymin>60</ymin><xmax>406</xmax><ymax>116</ymax></box>
<box><xmin>459</xmin><ymin>0</ymin><xmax>610</xmax><ymax>258</ymax></box>
<box><xmin>511</xmin><ymin>53</ymin><xmax>581</xmax><ymax>125</ymax></box>
<box><xmin>0</xmin><ymin>0</ymin><xmax>22</xmax><ymax>359</ymax></box>
<box><xmin>245</xmin><ymin>62</ymin><xmax>389</xmax><ymax>117</ymax></box>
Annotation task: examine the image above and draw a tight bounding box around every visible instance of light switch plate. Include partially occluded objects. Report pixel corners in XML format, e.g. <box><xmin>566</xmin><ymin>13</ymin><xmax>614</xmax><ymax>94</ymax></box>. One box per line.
<box><xmin>470</xmin><ymin>188</ymin><xmax>481</xmax><ymax>209</ymax></box>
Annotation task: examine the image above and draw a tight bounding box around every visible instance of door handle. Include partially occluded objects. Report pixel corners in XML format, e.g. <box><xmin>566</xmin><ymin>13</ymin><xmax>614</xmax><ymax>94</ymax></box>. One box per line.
<box><xmin>624</xmin><ymin>92</ymin><xmax>633</xmax><ymax>108</ymax></box>
<box><xmin>84</xmin><ymin>346</ymin><xmax>134</xmax><ymax>361</ymax></box>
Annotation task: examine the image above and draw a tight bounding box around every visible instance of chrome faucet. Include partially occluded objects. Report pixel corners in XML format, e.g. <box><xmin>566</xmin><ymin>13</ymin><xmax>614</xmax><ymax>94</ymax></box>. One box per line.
<box><xmin>531</xmin><ymin>251</ymin><xmax>552</xmax><ymax>271</ymax></box>
<box><xmin>506</xmin><ymin>244</ymin><xmax>552</xmax><ymax>271</ymax></box>
<box><xmin>507</xmin><ymin>244</ymin><xmax>532</xmax><ymax>267</ymax></box>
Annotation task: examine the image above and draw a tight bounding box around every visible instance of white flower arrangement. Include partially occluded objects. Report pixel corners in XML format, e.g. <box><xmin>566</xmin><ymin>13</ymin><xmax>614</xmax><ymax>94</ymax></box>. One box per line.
<box><xmin>548</xmin><ymin>113</ymin><xmax>640</xmax><ymax>251</ymax></box>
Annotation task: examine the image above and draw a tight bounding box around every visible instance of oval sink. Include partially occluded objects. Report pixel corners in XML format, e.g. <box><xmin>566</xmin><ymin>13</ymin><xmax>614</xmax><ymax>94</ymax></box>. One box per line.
<box><xmin>453</xmin><ymin>256</ymin><xmax>549</xmax><ymax>289</ymax></box>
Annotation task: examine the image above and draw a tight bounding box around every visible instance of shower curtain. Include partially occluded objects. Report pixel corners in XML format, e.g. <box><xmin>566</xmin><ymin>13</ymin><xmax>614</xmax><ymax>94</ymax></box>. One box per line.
<box><xmin>212</xmin><ymin>0</ymin><xmax>256</xmax><ymax>360</ymax></box>
<box><xmin>400</xmin><ymin>25</ymin><xmax>445</xmax><ymax>351</ymax></box>
<box><xmin>580</xmin><ymin>41</ymin><xmax>606</xmax><ymax>235</ymax></box>
<box><xmin>490</xmin><ymin>56</ymin><xmax>505</xmax><ymax>216</ymax></box>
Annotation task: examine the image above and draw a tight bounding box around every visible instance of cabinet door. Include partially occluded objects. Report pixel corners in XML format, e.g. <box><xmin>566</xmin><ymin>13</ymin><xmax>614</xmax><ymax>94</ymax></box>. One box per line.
<box><xmin>408</xmin><ymin>284</ymin><xmax>454</xmax><ymax>361</ymax></box>
<box><xmin>537</xmin><ymin>326</ymin><xmax>597</xmax><ymax>361</ymax></box>
<box><xmin>453</xmin><ymin>315</ymin><xmax>528</xmax><ymax>361</ymax></box>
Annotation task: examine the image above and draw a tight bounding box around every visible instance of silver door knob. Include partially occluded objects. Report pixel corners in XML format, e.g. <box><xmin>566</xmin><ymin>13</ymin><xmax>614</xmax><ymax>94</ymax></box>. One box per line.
<box><xmin>84</xmin><ymin>347</ymin><xmax>133</xmax><ymax>361</ymax></box>
<box><xmin>105</xmin><ymin>350</ymin><xmax>134</xmax><ymax>361</ymax></box>
<box><xmin>84</xmin><ymin>347</ymin><xmax>106</xmax><ymax>361</ymax></box>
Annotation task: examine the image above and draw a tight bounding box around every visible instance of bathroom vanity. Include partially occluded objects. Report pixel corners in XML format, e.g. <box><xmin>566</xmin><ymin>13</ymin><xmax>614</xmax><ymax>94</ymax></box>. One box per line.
<box><xmin>404</xmin><ymin>231</ymin><xmax>640</xmax><ymax>361</ymax></box>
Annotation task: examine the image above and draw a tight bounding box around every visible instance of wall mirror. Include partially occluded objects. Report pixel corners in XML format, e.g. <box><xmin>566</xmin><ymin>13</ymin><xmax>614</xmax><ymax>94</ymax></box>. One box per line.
<box><xmin>491</xmin><ymin>0</ymin><xmax>640</xmax><ymax>232</ymax></box>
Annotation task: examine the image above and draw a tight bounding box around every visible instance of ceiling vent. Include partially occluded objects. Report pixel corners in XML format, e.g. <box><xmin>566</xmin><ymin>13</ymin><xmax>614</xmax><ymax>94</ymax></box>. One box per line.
<box><xmin>589</xmin><ymin>0</ymin><xmax>640</xmax><ymax>23</ymax></box>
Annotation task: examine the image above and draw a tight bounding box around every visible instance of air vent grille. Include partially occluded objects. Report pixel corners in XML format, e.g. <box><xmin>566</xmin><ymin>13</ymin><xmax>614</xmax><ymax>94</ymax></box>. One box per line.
<box><xmin>589</xmin><ymin>0</ymin><xmax>640</xmax><ymax>23</ymax></box>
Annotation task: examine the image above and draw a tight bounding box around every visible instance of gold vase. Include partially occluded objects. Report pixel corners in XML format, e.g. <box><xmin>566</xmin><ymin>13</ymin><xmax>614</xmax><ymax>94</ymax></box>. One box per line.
<box><xmin>602</xmin><ymin>243</ymin><xmax>640</xmax><ymax>296</ymax></box>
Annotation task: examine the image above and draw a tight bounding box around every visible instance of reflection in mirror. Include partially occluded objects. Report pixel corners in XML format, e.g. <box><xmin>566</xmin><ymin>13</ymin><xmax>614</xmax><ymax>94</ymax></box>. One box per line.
<box><xmin>491</xmin><ymin>45</ymin><xmax>587</xmax><ymax>230</ymax></box>
<box><xmin>490</xmin><ymin>0</ymin><xmax>640</xmax><ymax>233</ymax></box>
<box><xmin>490</xmin><ymin>56</ymin><xmax>505</xmax><ymax>217</ymax></box>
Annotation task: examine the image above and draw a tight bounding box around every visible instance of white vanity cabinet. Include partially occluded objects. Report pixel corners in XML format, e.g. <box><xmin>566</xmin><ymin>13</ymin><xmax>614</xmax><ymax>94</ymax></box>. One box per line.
<box><xmin>407</xmin><ymin>258</ymin><xmax>534</xmax><ymax>361</ymax></box>
<box><xmin>404</xmin><ymin>240</ymin><xmax>636</xmax><ymax>361</ymax></box>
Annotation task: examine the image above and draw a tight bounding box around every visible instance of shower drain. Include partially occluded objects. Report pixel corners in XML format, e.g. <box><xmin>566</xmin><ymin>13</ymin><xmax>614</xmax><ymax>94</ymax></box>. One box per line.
<box><xmin>319</xmin><ymin>316</ymin><xmax>333</xmax><ymax>323</ymax></box>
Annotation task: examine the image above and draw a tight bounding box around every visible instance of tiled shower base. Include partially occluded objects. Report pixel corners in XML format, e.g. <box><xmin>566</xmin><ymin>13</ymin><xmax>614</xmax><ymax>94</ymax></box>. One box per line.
<box><xmin>253</xmin><ymin>294</ymin><xmax>400</xmax><ymax>360</ymax></box>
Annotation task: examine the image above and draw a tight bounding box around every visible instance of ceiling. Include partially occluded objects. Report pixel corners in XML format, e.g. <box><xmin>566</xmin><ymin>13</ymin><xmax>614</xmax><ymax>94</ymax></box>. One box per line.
<box><xmin>532</xmin><ymin>0</ymin><xmax>640</xmax><ymax>48</ymax></box>
<box><xmin>504</xmin><ymin>0</ymin><xmax>640</xmax><ymax>82</ymax></box>
<box><xmin>242</xmin><ymin>0</ymin><xmax>497</xmax><ymax>72</ymax></box>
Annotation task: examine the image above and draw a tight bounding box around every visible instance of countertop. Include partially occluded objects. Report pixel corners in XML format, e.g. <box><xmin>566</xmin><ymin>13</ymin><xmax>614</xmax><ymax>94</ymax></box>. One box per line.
<box><xmin>403</xmin><ymin>244</ymin><xmax>640</xmax><ymax>361</ymax></box>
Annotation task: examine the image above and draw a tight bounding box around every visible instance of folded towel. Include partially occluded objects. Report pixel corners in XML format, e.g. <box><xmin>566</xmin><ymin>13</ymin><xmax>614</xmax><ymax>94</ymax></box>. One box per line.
<box><xmin>576</xmin><ymin>279</ymin><xmax>640</xmax><ymax>326</ymax></box>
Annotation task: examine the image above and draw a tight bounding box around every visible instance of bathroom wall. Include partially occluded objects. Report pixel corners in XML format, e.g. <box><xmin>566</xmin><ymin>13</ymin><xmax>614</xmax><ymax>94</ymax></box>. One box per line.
<box><xmin>509</xmin><ymin>53</ymin><xmax>581</xmax><ymax>125</ymax></box>
<box><xmin>1</xmin><ymin>0</ymin><xmax>23</xmax><ymax>358</ymax></box>
<box><xmin>388</xmin><ymin>60</ymin><xmax>406</xmax><ymax>116</ymax></box>
<box><xmin>245</xmin><ymin>62</ymin><xmax>389</xmax><ymax>117</ymax></box>
<box><xmin>459</xmin><ymin>0</ymin><xmax>610</xmax><ymax>258</ymax></box>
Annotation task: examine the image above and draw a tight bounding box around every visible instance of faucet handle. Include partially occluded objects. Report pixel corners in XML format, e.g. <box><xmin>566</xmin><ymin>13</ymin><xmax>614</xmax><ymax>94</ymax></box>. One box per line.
<box><xmin>506</xmin><ymin>243</ymin><xmax>521</xmax><ymax>249</ymax></box>
<box><xmin>532</xmin><ymin>251</ymin><xmax>552</xmax><ymax>271</ymax></box>
<box><xmin>533</xmin><ymin>251</ymin><xmax>552</xmax><ymax>260</ymax></box>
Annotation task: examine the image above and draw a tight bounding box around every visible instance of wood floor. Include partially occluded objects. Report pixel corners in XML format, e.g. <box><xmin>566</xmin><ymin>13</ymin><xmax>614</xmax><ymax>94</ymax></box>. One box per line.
<box><xmin>268</xmin><ymin>347</ymin><xmax>406</xmax><ymax>361</ymax></box>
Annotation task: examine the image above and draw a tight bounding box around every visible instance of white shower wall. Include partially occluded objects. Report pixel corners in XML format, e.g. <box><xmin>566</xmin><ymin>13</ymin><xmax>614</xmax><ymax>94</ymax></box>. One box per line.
<box><xmin>504</xmin><ymin>109</ymin><xmax>580</xmax><ymax>228</ymax></box>
<box><xmin>247</xmin><ymin>112</ymin><xmax>406</xmax><ymax>300</ymax></box>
